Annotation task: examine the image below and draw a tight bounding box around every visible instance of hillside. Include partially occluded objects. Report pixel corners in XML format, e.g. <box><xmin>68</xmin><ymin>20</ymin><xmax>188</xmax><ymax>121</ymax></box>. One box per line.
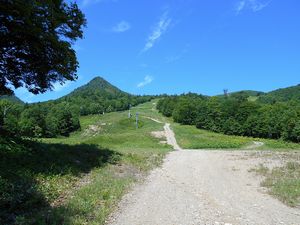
<box><xmin>216</xmin><ymin>90</ymin><xmax>264</xmax><ymax>101</ymax></box>
<box><xmin>55</xmin><ymin>76</ymin><xmax>152</xmax><ymax>115</ymax></box>
<box><xmin>1</xmin><ymin>76</ymin><xmax>153</xmax><ymax>138</ymax></box>
<box><xmin>62</xmin><ymin>77</ymin><xmax>125</xmax><ymax>98</ymax></box>
<box><xmin>258</xmin><ymin>84</ymin><xmax>300</xmax><ymax>103</ymax></box>
<box><xmin>229</xmin><ymin>90</ymin><xmax>264</xmax><ymax>97</ymax></box>
<box><xmin>0</xmin><ymin>94</ymin><xmax>24</xmax><ymax>104</ymax></box>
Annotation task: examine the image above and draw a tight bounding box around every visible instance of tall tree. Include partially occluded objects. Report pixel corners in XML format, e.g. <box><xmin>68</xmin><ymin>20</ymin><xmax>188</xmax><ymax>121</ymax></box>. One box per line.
<box><xmin>0</xmin><ymin>0</ymin><xmax>86</xmax><ymax>95</ymax></box>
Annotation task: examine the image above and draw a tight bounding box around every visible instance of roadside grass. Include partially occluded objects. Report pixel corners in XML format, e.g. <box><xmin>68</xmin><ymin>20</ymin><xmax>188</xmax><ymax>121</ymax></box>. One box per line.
<box><xmin>172</xmin><ymin>123</ymin><xmax>253</xmax><ymax>149</ymax></box>
<box><xmin>0</xmin><ymin>137</ymin><xmax>117</xmax><ymax>224</ymax></box>
<box><xmin>258</xmin><ymin>139</ymin><xmax>300</xmax><ymax>150</ymax></box>
<box><xmin>171</xmin><ymin>123</ymin><xmax>300</xmax><ymax>150</ymax></box>
<box><xmin>253</xmin><ymin>162</ymin><xmax>300</xmax><ymax>207</ymax></box>
<box><xmin>1</xmin><ymin>100</ymin><xmax>171</xmax><ymax>225</ymax></box>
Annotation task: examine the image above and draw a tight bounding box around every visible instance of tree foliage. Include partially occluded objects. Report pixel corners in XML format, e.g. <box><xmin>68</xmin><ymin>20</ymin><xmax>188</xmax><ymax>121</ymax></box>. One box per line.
<box><xmin>157</xmin><ymin>92</ymin><xmax>300</xmax><ymax>143</ymax></box>
<box><xmin>0</xmin><ymin>77</ymin><xmax>153</xmax><ymax>138</ymax></box>
<box><xmin>0</xmin><ymin>0</ymin><xmax>86</xmax><ymax>95</ymax></box>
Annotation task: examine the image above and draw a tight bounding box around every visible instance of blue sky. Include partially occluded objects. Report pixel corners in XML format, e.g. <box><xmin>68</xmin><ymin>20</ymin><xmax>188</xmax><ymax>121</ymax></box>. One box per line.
<box><xmin>15</xmin><ymin>0</ymin><xmax>300</xmax><ymax>102</ymax></box>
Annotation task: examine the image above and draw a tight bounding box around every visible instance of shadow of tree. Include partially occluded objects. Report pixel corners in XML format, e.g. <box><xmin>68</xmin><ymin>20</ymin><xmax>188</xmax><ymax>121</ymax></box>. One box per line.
<box><xmin>0</xmin><ymin>138</ymin><xmax>121</xmax><ymax>224</ymax></box>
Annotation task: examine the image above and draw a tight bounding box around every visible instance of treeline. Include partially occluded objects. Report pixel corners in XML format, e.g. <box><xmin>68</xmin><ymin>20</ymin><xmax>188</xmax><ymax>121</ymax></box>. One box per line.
<box><xmin>58</xmin><ymin>93</ymin><xmax>152</xmax><ymax>116</ymax></box>
<box><xmin>0</xmin><ymin>100</ymin><xmax>80</xmax><ymax>137</ymax></box>
<box><xmin>157</xmin><ymin>93</ymin><xmax>300</xmax><ymax>142</ymax></box>
<box><xmin>0</xmin><ymin>95</ymin><xmax>153</xmax><ymax>138</ymax></box>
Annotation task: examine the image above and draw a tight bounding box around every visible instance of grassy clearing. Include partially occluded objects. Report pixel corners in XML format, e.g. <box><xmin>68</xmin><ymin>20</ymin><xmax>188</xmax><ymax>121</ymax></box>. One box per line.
<box><xmin>253</xmin><ymin>162</ymin><xmax>300</xmax><ymax>207</ymax></box>
<box><xmin>0</xmin><ymin>100</ymin><xmax>171</xmax><ymax>225</ymax></box>
<box><xmin>171</xmin><ymin>123</ymin><xmax>300</xmax><ymax>150</ymax></box>
<box><xmin>172</xmin><ymin>123</ymin><xmax>253</xmax><ymax>149</ymax></box>
<box><xmin>248</xmin><ymin>96</ymin><xmax>259</xmax><ymax>102</ymax></box>
<box><xmin>259</xmin><ymin>139</ymin><xmax>300</xmax><ymax>150</ymax></box>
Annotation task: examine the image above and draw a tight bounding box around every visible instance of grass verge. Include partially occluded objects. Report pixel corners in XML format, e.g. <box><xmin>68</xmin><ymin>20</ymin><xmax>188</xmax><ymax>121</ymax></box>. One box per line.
<box><xmin>0</xmin><ymin>100</ymin><xmax>171</xmax><ymax>225</ymax></box>
<box><xmin>171</xmin><ymin>123</ymin><xmax>300</xmax><ymax>150</ymax></box>
<box><xmin>172</xmin><ymin>123</ymin><xmax>253</xmax><ymax>149</ymax></box>
<box><xmin>253</xmin><ymin>162</ymin><xmax>300</xmax><ymax>207</ymax></box>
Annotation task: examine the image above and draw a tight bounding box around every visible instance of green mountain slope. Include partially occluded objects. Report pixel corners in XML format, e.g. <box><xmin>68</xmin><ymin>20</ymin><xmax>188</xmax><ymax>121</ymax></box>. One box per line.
<box><xmin>63</xmin><ymin>77</ymin><xmax>125</xmax><ymax>98</ymax></box>
<box><xmin>55</xmin><ymin>76</ymin><xmax>152</xmax><ymax>115</ymax></box>
<box><xmin>216</xmin><ymin>90</ymin><xmax>264</xmax><ymax>101</ymax></box>
<box><xmin>258</xmin><ymin>84</ymin><xmax>300</xmax><ymax>103</ymax></box>
<box><xmin>0</xmin><ymin>94</ymin><xmax>24</xmax><ymax>104</ymax></box>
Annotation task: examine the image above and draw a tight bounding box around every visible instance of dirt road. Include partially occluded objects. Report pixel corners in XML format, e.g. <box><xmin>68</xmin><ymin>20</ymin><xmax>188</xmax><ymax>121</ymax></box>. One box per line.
<box><xmin>107</xmin><ymin>121</ymin><xmax>300</xmax><ymax>225</ymax></box>
<box><xmin>107</xmin><ymin>151</ymin><xmax>300</xmax><ymax>225</ymax></box>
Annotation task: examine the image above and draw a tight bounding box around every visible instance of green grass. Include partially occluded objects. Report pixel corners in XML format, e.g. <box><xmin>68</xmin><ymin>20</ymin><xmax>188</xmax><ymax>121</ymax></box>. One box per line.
<box><xmin>259</xmin><ymin>139</ymin><xmax>300</xmax><ymax>150</ymax></box>
<box><xmin>171</xmin><ymin>122</ymin><xmax>300</xmax><ymax>150</ymax></box>
<box><xmin>172</xmin><ymin>123</ymin><xmax>252</xmax><ymax>149</ymax></box>
<box><xmin>3</xmin><ymin>99</ymin><xmax>300</xmax><ymax>224</ymax></box>
<box><xmin>0</xmin><ymin>100</ymin><xmax>171</xmax><ymax>225</ymax></box>
<box><xmin>253</xmin><ymin>162</ymin><xmax>300</xmax><ymax>207</ymax></box>
<box><xmin>248</xmin><ymin>96</ymin><xmax>259</xmax><ymax>102</ymax></box>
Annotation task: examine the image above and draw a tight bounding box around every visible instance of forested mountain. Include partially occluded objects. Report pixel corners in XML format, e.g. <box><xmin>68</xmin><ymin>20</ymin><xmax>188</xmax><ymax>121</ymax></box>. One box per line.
<box><xmin>0</xmin><ymin>94</ymin><xmax>24</xmax><ymax>104</ymax></box>
<box><xmin>258</xmin><ymin>84</ymin><xmax>300</xmax><ymax>103</ymax></box>
<box><xmin>218</xmin><ymin>90</ymin><xmax>264</xmax><ymax>97</ymax></box>
<box><xmin>64</xmin><ymin>76</ymin><xmax>125</xmax><ymax>97</ymax></box>
<box><xmin>217</xmin><ymin>90</ymin><xmax>265</xmax><ymax>102</ymax></box>
<box><xmin>0</xmin><ymin>77</ymin><xmax>152</xmax><ymax>138</ymax></box>
<box><xmin>54</xmin><ymin>76</ymin><xmax>152</xmax><ymax>115</ymax></box>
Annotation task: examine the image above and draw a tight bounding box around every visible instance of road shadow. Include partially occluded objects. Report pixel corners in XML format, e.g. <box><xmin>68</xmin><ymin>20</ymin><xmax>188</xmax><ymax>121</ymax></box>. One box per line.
<box><xmin>0</xmin><ymin>138</ymin><xmax>121</xmax><ymax>224</ymax></box>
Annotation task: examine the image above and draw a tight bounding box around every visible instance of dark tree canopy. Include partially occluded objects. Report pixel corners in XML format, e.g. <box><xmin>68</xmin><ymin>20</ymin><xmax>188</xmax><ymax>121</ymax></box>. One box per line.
<box><xmin>0</xmin><ymin>0</ymin><xmax>86</xmax><ymax>95</ymax></box>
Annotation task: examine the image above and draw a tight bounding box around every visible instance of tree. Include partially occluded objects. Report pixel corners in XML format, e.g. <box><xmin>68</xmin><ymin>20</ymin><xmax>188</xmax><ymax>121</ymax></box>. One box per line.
<box><xmin>0</xmin><ymin>99</ymin><xmax>15</xmax><ymax>133</ymax></box>
<box><xmin>0</xmin><ymin>0</ymin><xmax>86</xmax><ymax>95</ymax></box>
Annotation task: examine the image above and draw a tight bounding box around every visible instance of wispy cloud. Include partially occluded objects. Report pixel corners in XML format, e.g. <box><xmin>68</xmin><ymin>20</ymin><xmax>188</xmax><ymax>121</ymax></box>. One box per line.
<box><xmin>235</xmin><ymin>0</ymin><xmax>271</xmax><ymax>14</ymax></box>
<box><xmin>112</xmin><ymin>21</ymin><xmax>131</xmax><ymax>33</ymax></box>
<box><xmin>81</xmin><ymin>0</ymin><xmax>117</xmax><ymax>7</ymax></box>
<box><xmin>165</xmin><ymin>55</ymin><xmax>181</xmax><ymax>64</ymax></box>
<box><xmin>53</xmin><ymin>81</ymin><xmax>71</xmax><ymax>92</ymax></box>
<box><xmin>165</xmin><ymin>44</ymin><xmax>190</xmax><ymax>64</ymax></box>
<box><xmin>142</xmin><ymin>11</ymin><xmax>172</xmax><ymax>53</ymax></box>
<box><xmin>73</xmin><ymin>44</ymin><xmax>83</xmax><ymax>52</ymax></box>
<box><xmin>137</xmin><ymin>75</ymin><xmax>154</xmax><ymax>88</ymax></box>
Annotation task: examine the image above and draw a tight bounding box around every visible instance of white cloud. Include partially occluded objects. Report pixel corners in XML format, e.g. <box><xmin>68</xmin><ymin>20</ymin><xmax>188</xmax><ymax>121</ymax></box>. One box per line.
<box><xmin>53</xmin><ymin>81</ymin><xmax>71</xmax><ymax>92</ymax></box>
<box><xmin>112</xmin><ymin>21</ymin><xmax>131</xmax><ymax>33</ymax></box>
<box><xmin>235</xmin><ymin>0</ymin><xmax>271</xmax><ymax>14</ymax></box>
<box><xmin>73</xmin><ymin>44</ymin><xmax>83</xmax><ymax>52</ymax></box>
<box><xmin>137</xmin><ymin>75</ymin><xmax>154</xmax><ymax>88</ymax></box>
<box><xmin>165</xmin><ymin>44</ymin><xmax>190</xmax><ymax>64</ymax></box>
<box><xmin>81</xmin><ymin>0</ymin><xmax>117</xmax><ymax>7</ymax></box>
<box><xmin>165</xmin><ymin>55</ymin><xmax>181</xmax><ymax>64</ymax></box>
<box><xmin>142</xmin><ymin>11</ymin><xmax>172</xmax><ymax>53</ymax></box>
<box><xmin>140</xmin><ymin>63</ymin><xmax>148</xmax><ymax>68</ymax></box>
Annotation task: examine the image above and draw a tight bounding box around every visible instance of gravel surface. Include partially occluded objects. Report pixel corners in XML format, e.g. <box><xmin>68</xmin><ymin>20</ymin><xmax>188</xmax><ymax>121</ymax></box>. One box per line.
<box><xmin>107</xmin><ymin>150</ymin><xmax>300</xmax><ymax>225</ymax></box>
<box><xmin>107</xmin><ymin>121</ymin><xmax>299</xmax><ymax>225</ymax></box>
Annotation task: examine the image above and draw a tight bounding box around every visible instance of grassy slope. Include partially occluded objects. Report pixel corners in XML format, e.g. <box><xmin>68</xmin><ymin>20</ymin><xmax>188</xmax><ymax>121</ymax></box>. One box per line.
<box><xmin>1</xmin><ymin>100</ymin><xmax>171</xmax><ymax>225</ymax></box>
<box><xmin>2</xmin><ymin>99</ymin><xmax>300</xmax><ymax>224</ymax></box>
<box><xmin>171</xmin><ymin>120</ymin><xmax>300</xmax><ymax>150</ymax></box>
<box><xmin>172</xmin><ymin>124</ymin><xmax>252</xmax><ymax>149</ymax></box>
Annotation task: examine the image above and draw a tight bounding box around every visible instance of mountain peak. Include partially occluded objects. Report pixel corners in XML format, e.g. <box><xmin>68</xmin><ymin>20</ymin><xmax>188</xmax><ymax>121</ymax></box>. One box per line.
<box><xmin>84</xmin><ymin>76</ymin><xmax>122</xmax><ymax>93</ymax></box>
<box><xmin>61</xmin><ymin>76</ymin><xmax>125</xmax><ymax>100</ymax></box>
<box><xmin>89</xmin><ymin>76</ymin><xmax>107</xmax><ymax>83</ymax></box>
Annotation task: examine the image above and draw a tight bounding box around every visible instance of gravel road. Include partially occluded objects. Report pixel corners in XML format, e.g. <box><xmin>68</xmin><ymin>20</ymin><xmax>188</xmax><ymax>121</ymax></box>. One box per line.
<box><xmin>107</xmin><ymin>150</ymin><xmax>300</xmax><ymax>225</ymax></box>
<box><xmin>107</xmin><ymin>120</ymin><xmax>299</xmax><ymax>225</ymax></box>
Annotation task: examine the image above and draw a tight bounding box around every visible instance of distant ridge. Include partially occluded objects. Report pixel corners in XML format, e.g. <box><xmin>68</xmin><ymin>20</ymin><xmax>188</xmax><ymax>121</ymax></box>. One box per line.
<box><xmin>258</xmin><ymin>84</ymin><xmax>300</xmax><ymax>103</ymax></box>
<box><xmin>64</xmin><ymin>76</ymin><xmax>125</xmax><ymax>97</ymax></box>
<box><xmin>54</xmin><ymin>76</ymin><xmax>152</xmax><ymax>115</ymax></box>
<box><xmin>0</xmin><ymin>94</ymin><xmax>24</xmax><ymax>104</ymax></box>
<box><xmin>216</xmin><ymin>90</ymin><xmax>264</xmax><ymax>99</ymax></box>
